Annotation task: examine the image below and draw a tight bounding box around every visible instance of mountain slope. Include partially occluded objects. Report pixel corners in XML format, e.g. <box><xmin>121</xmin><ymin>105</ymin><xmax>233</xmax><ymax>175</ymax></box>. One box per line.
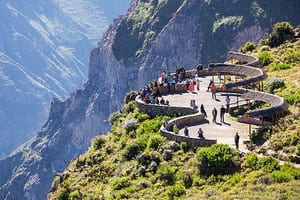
<box><xmin>0</xmin><ymin>0</ymin><xmax>300</xmax><ymax>199</ymax></box>
<box><xmin>0</xmin><ymin>0</ymin><xmax>130</xmax><ymax>157</ymax></box>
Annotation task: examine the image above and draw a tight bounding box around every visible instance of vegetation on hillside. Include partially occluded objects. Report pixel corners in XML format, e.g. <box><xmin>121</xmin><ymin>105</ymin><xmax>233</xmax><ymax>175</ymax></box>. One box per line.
<box><xmin>242</xmin><ymin>22</ymin><xmax>300</xmax><ymax>161</ymax></box>
<box><xmin>49</xmin><ymin>101</ymin><xmax>300</xmax><ymax>200</ymax></box>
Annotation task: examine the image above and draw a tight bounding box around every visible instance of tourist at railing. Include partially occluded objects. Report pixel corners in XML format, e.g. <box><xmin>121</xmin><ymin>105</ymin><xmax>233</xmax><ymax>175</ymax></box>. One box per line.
<box><xmin>190</xmin><ymin>99</ymin><xmax>198</xmax><ymax>109</ymax></box>
<box><xmin>200</xmin><ymin>104</ymin><xmax>207</xmax><ymax>118</ymax></box>
<box><xmin>163</xmin><ymin>120</ymin><xmax>169</xmax><ymax>131</ymax></box>
<box><xmin>160</xmin><ymin>97</ymin><xmax>165</xmax><ymax>105</ymax></box>
<box><xmin>198</xmin><ymin>128</ymin><xmax>205</xmax><ymax>139</ymax></box>
<box><xmin>184</xmin><ymin>126</ymin><xmax>189</xmax><ymax>137</ymax></box>
<box><xmin>155</xmin><ymin>97</ymin><xmax>159</xmax><ymax>104</ymax></box>
<box><xmin>150</xmin><ymin>96</ymin><xmax>155</xmax><ymax>104</ymax></box>
<box><xmin>220</xmin><ymin>105</ymin><xmax>226</xmax><ymax>122</ymax></box>
<box><xmin>212</xmin><ymin>107</ymin><xmax>217</xmax><ymax>123</ymax></box>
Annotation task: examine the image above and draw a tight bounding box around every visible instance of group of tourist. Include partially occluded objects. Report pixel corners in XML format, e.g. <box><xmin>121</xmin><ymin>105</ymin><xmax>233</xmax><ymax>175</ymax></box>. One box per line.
<box><xmin>212</xmin><ymin>105</ymin><xmax>226</xmax><ymax>123</ymax></box>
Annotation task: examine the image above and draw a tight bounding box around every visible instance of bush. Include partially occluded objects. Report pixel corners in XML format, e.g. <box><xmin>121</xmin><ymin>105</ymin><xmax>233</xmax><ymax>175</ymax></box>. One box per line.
<box><xmin>173</xmin><ymin>125</ymin><xmax>179</xmax><ymax>134</ymax></box>
<box><xmin>147</xmin><ymin>135</ymin><xmax>165</xmax><ymax>150</ymax></box>
<box><xmin>285</xmin><ymin>89</ymin><xmax>300</xmax><ymax>105</ymax></box>
<box><xmin>266</xmin><ymin>78</ymin><xmax>285</xmax><ymax>94</ymax></box>
<box><xmin>242</xmin><ymin>42</ymin><xmax>257</xmax><ymax>53</ymax></box>
<box><xmin>242</xmin><ymin>153</ymin><xmax>259</xmax><ymax>170</ymax></box>
<box><xmin>123</xmin><ymin>140</ymin><xmax>146</xmax><ymax>160</ymax></box>
<box><xmin>268</xmin><ymin>22</ymin><xmax>294</xmax><ymax>47</ymax></box>
<box><xmin>196</xmin><ymin>144</ymin><xmax>239</xmax><ymax>176</ymax></box>
<box><xmin>256</xmin><ymin>156</ymin><xmax>279</xmax><ymax>172</ymax></box>
<box><xmin>69</xmin><ymin>190</ymin><xmax>81</xmax><ymax>200</ymax></box>
<box><xmin>182</xmin><ymin>172</ymin><xmax>193</xmax><ymax>188</ymax></box>
<box><xmin>166</xmin><ymin>184</ymin><xmax>186</xmax><ymax>200</ymax></box>
<box><xmin>269</xmin><ymin>63</ymin><xmax>291</xmax><ymax>72</ymax></box>
<box><xmin>271</xmin><ymin>171</ymin><xmax>293</xmax><ymax>183</ymax></box>
<box><xmin>109</xmin><ymin>111</ymin><xmax>122</xmax><ymax>125</ymax></box>
<box><xmin>158</xmin><ymin>164</ymin><xmax>176</xmax><ymax>185</ymax></box>
<box><xmin>57</xmin><ymin>188</ymin><xmax>69</xmax><ymax>200</ymax></box>
<box><xmin>93</xmin><ymin>136</ymin><xmax>106</xmax><ymax>150</ymax></box>
<box><xmin>284</xmin><ymin>52</ymin><xmax>300</xmax><ymax>64</ymax></box>
<box><xmin>112</xmin><ymin>177</ymin><xmax>130</xmax><ymax>190</ymax></box>
<box><xmin>180</xmin><ymin>142</ymin><xmax>189</xmax><ymax>153</ymax></box>
<box><xmin>297</xmin><ymin>144</ymin><xmax>300</xmax><ymax>156</ymax></box>
<box><xmin>123</xmin><ymin>101</ymin><xmax>136</xmax><ymax>114</ymax></box>
<box><xmin>136</xmin><ymin>116</ymin><xmax>168</xmax><ymax>136</ymax></box>
<box><xmin>258</xmin><ymin>51</ymin><xmax>272</xmax><ymax>65</ymax></box>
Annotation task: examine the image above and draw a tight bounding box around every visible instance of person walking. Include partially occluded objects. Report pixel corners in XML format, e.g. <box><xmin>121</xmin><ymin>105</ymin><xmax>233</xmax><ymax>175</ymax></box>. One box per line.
<box><xmin>220</xmin><ymin>105</ymin><xmax>226</xmax><ymax>122</ymax></box>
<box><xmin>212</xmin><ymin>107</ymin><xmax>217</xmax><ymax>123</ymax></box>
<box><xmin>184</xmin><ymin>126</ymin><xmax>189</xmax><ymax>137</ymax></box>
<box><xmin>200</xmin><ymin>104</ymin><xmax>207</xmax><ymax>118</ymax></box>
<box><xmin>226</xmin><ymin>95</ymin><xmax>230</xmax><ymax>113</ymax></box>
<box><xmin>211</xmin><ymin>84</ymin><xmax>217</xmax><ymax>99</ymax></box>
<box><xmin>235</xmin><ymin>132</ymin><xmax>240</xmax><ymax>149</ymax></box>
<box><xmin>207</xmin><ymin>80</ymin><xmax>213</xmax><ymax>92</ymax></box>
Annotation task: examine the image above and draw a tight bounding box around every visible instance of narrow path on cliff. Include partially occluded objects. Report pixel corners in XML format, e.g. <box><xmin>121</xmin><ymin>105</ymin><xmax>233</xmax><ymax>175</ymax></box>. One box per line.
<box><xmin>162</xmin><ymin>76</ymin><xmax>259</xmax><ymax>153</ymax></box>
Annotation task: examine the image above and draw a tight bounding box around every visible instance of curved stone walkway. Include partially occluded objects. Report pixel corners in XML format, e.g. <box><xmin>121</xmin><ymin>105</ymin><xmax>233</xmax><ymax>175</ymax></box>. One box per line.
<box><xmin>162</xmin><ymin>76</ymin><xmax>257</xmax><ymax>152</ymax></box>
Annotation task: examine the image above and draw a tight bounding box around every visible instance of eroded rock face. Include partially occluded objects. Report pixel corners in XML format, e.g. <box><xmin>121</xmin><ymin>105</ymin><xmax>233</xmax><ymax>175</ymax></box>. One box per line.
<box><xmin>1</xmin><ymin>0</ymin><xmax>300</xmax><ymax>199</ymax></box>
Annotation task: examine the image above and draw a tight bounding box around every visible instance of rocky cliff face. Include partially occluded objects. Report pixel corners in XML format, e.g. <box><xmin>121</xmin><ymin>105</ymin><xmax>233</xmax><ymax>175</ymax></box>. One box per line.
<box><xmin>0</xmin><ymin>0</ymin><xmax>131</xmax><ymax>158</ymax></box>
<box><xmin>1</xmin><ymin>0</ymin><xmax>300</xmax><ymax>199</ymax></box>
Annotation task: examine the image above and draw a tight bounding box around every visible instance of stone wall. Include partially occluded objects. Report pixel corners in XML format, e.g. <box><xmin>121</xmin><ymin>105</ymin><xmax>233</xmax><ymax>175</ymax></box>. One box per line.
<box><xmin>160</xmin><ymin>113</ymin><xmax>217</xmax><ymax>147</ymax></box>
<box><xmin>228</xmin><ymin>51</ymin><xmax>263</xmax><ymax>68</ymax></box>
<box><xmin>135</xmin><ymin>97</ymin><xmax>198</xmax><ymax>117</ymax></box>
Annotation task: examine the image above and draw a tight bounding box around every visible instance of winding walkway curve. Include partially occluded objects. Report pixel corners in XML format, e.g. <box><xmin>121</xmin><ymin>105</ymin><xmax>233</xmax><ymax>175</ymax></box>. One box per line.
<box><xmin>135</xmin><ymin>52</ymin><xmax>288</xmax><ymax>148</ymax></box>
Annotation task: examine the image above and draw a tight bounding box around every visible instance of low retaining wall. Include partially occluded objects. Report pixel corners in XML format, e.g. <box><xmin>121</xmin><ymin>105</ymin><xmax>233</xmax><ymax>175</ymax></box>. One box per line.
<box><xmin>160</xmin><ymin>113</ymin><xmax>217</xmax><ymax>147</ymax></box>
<box><xmin>135</xmin><ymin>97</ymin><xmax>198</xmax><ymax>117</ymax></box>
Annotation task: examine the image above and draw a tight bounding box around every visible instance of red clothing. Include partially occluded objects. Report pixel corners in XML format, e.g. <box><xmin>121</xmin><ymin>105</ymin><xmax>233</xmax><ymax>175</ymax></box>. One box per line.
<box><xmin>189</xmin><ymin>82</ymin><xmax>195</xmax><ymax>92</ymax></box>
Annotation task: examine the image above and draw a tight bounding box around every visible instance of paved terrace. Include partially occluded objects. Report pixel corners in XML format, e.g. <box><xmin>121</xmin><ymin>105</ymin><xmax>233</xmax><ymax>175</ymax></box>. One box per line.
<box><xmin>162</xmin><ymin>76</ymin><xmax>257</xmax><ymax>152</ymax></box>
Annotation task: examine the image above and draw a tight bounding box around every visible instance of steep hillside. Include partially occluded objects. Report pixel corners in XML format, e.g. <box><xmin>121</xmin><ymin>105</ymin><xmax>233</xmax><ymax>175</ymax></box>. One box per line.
<box><xmin>1</xmin><ymin>0</ymin><xmax>300</xmax><ymax>199</ymax></box>
<box><xmin>0</xmin><ymin>0</ymin><xmax>130</xmax><ymax>157</ymax></box>
<box><xmin>48</xmin><ymin>102</ymin><xmax>300</xmax><ymax>200</ymax></box>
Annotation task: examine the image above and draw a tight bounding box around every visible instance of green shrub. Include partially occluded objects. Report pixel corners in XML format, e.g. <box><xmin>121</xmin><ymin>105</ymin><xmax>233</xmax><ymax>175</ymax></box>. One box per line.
<box><xmin>173</xmin><ymin>125</ymin><xmax>179</xmax><ymax>134</ymax></box>
<box><xmin>180</xmin><ymin>142</ymin><xmax>189</xmax><ymax>152</ymax></box>
<box><xmin>284</xmin><ymin>51</ymin><xmax>300</xmax><ymax>63</ymax></box>
<box><xmin>147</xmin><ymin>135</ymin><xmax>165</xmax><ymax>150</ymax></box>
<box><xmin>112</xmin><ymin>177</ymin><xmax>131</xmax><ymax>190</ymax></box>
<box><xmin>123</xmin><ymin>101</ymin><xmax>136</xmax><ymax>114</ymax></box>
<box><xmin>268</xmin><ymin>22</ymin><xmax>294</xmax><ymax>47</ymax></box>
<box><xmin>280</xmin><ymin>163</ymin><xmax>300</xmax><ymax>179</ymax></box>
<box><xmin>166</xmin><ymin>184</ymin><xmax>186</xmax><ymax>200</ymax></box>
<box><xmin>242</xmin><ymin>42</ymin><xmax>257</xmax><ymax>53</ymax></box>
<box><xmin>285</xmin><ymin>89</ymin><xmax>300</xmax><ymax>105</ymax></box>
<box><xmin>57</xmin><ymin>187</ymin><xmax>69</xmax><ymax>200</ymax></box>
<box><xmin>256</xmin><ymin>156</ymin><xmax>279</xmax><ymax>172</ymax></box>
<box><xmin>123</xmin><ymin>140</ymin><xmax>146</xmax><ymax>160</ymax></box>
<box><xmin>269</xmin><ymin>63</ymin><xmax>291</xmax><ymax>72</ymax></box>
<box><xmin>136</xmin><ymin>116</ymin><xmax>168</xmax><ymax>136</ymax></box>
<box><xmin>258</xmin><ymin>51</ymin><xmax>272</xmax><ymax>65</ymax></box>
<box><xmin>271</xmin><ymin>171</ymin><xmax>293</xmax><ymax>183</ymax></box>
<box><xmin>266</xmin><ymin>78</ymin><xmax>285</xmax><ymax>94</ymax></box>
<box><xmin>226</xmin><ymin>174</ymin><xmax>243</xmax><ymax>186</ymax></box>
<box><xmin>109</xmin><ymin>111</ymin><xmax>122</xmax><ymax>125</ymax></box>
<box><xmin>196</xmin><ymin>144</ymin><xmax>239</xmax><ymax>176</ymax></box>
<box><xmin>182</xmin><ymin>172</ymin><xmax>193</xmax><ymax>188</ymax></box>
<box><xmin>69</xmin><ymin>190</ymin><xmax>81</xmax><ymax>200</ymax></box>
<box><xmin>242</xmin><ymin>153</ymin><xmax>259</xmax><ymax>170</ymax></box>
<box><xmin>158</xmin><ymin>164</ymin><xmax>176</xmax><ymax>185</ymax></box>
<box><xmin>93</xmin><ymin>136</ymin><xmax>106</xmax><ymax>150</ymax></box>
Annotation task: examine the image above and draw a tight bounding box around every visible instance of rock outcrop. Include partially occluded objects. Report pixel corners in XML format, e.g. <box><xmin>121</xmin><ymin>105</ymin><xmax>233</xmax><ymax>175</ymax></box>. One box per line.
<box><xmin>1</xmin><ymin>0</ymin><xmax>300</xmax><ymax>199</ymax></box>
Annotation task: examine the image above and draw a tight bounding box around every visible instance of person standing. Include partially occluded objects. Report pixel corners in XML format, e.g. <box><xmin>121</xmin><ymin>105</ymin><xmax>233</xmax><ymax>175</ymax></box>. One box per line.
<box><xmin>184</xmin><ymin>126</ymin><xmax>189</xmax><ymax>137</ymax></box>
<box><xmin>220</xmin><ymin>105</ymin><xmax>226</xmax><ymax>122</ymax></box>
<box><xmin>196</xmin><ymin>79</ymin><xmax>200</xmax><ymax>91</ymax></box>
<box><xmin>226</xmin><ymin>95</ymin><xmax>230</xmax><ymax>113</ymax></box>
<box><xmin>198</xmin><ymin>128</ymin><xmax>204</xmax><ymax>139</ymax></box>
<box><xmin>212</xmin><ymin>107</ymin><xmax>217</xmax><ymax>123</ymax></box>
<box><xmin>211</xmin><ymin>84</ymin><xmax>217</xmax><ymax>99</ymax></box>
<box><xmin>200</xmin><ymin>104</ymin><xmax>207</xmax><ymax>118</ymax></box>
<box><xmin>235</xmin><ymin>132</ymin><xmax>240</xmax><ymax>149</ymax></box>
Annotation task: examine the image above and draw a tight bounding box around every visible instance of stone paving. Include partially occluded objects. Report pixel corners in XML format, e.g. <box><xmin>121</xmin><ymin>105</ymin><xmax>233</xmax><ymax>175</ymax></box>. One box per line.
<box><xmin>163</xmin><ymin>76</ymin><xmax>259</xmax><ymax>152</ymax></box>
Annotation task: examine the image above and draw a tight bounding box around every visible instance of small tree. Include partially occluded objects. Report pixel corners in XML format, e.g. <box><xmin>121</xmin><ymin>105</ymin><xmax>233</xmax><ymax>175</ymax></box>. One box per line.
<box><xmin>268</xmin><ymin>22</ymin><xmax>294</xmax><ymax>47</ymax></box>
<box><xmin>242</xmin><ymin>42</ymin><xmax>257</xmax><ymax>53</ymax></box>
<box><xmin>196</xmin><ymin>144</ymin><xmax>239</xmax><ymax>176</ymax></box>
